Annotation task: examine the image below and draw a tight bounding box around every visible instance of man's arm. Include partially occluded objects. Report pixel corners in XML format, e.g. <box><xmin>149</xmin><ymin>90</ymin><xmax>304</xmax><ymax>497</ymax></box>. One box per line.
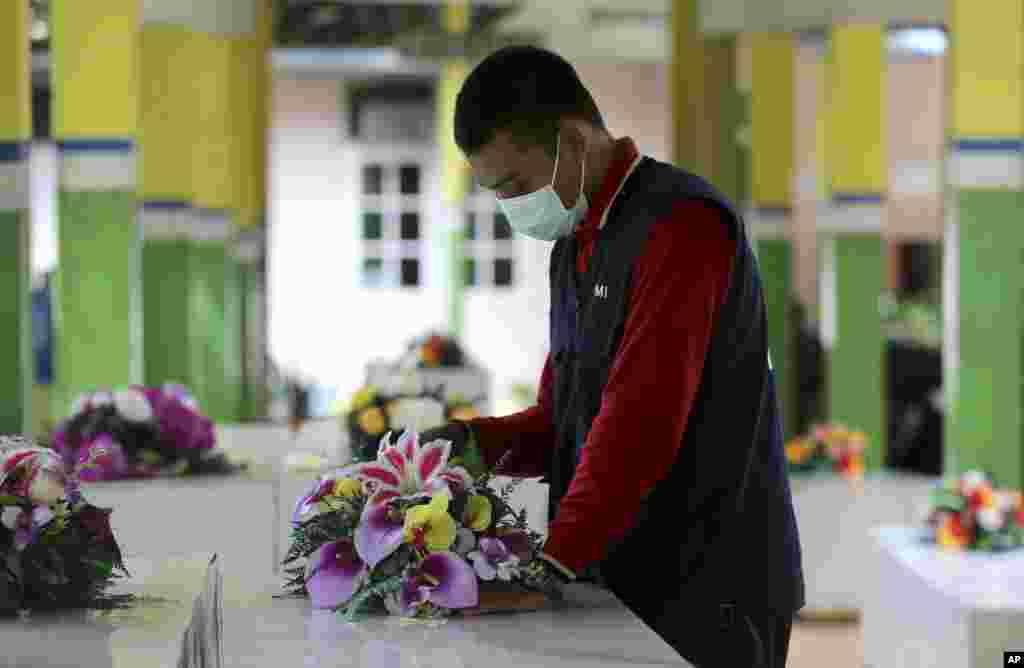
<box><xmin>539</xmin><ymin>199</ymin><xmax>736</xmax><ymax>576</ymax></box>
<box><xmin>463</xmin><ymin>355</ymin><xmax>557</xmax><ymax>476</ymax></box>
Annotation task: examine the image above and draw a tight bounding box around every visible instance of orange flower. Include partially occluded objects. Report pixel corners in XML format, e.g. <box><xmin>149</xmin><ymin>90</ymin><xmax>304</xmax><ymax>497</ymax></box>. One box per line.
<box><xmin>841</xmin><ymin>453</ymin><xmax>865</xmax><ymax>480</ymax></box>
<box><xmin>358</xmin><ymin>407</ymin><xmax>387</xmax><ymax>435</ymax></box>
<box><xmin>450</xmin><ymin>405</ymin><xmax>479</xmax><ymax>422</ymax></box>
<box><xmin>785</xmin><ymin>439</ymin><xmax>814</xmax><ymax>465</ymax></box>
<box><xmin>968</xmin><ymin>484</ymin><xmax>995</xmax><ymax>512</ymax></box>
<box><xmin>937</xmin><ymin>513</ymin><xmax>969</xmax><ymax>549</ymax></box>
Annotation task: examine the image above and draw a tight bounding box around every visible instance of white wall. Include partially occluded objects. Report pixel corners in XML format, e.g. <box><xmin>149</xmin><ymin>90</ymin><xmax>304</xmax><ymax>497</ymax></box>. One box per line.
<box><xmin>268</xmin><ymin>75</ymin><xmax>551</xmax><ymax>410</ymax></box>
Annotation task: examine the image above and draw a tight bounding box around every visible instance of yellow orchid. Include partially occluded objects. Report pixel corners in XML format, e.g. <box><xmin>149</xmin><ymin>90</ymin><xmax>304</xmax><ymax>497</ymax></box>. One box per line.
<box><xmin>403</xmin><ymin>492</ymin><xmax>457</xmax><ymax>552</ymax></box>
<box><xmin>350</xmin><ymin>386</ymin><xmax>377</xmax><ymax>412</ymax></box>
<box><xmin>332</xmin><ymin>478</ymin><xmax>364</xmax><ymax>499</ymax></box>
<box><xmin>785</xmin><ymin>438</ymin><xmax>814</xmax><ymax>465</ymax></box>
<box><xmin>358</xmin><ymin>407</ymin><xmax>387</xmax><ymax>435</ymax></box>
<box><xmin>463</xmin><ymin>495</ymin><xmax>492</xmax><ymax>531</ymax></box>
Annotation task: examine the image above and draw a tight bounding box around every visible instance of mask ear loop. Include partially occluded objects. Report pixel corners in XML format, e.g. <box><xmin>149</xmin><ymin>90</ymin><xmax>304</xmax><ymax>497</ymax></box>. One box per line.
<box><xmin>551</xmin><ymin>131</ymin><xmax>562</xmax><ymax>187</ymax></box>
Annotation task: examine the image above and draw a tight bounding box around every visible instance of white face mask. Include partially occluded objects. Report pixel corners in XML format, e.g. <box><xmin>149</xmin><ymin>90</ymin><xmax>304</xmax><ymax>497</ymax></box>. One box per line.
<box><xmin>496</xmin><ymin>133</ymin><xmax>588</xmax><ymax>241</ymax></box>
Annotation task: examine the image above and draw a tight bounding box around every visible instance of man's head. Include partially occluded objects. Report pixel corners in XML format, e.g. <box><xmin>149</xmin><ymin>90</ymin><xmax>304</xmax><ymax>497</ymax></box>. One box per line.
<box><xmin>454</xmin><ymin>46</ymin><xmax>608</xmax><ymax>206</ymax></box>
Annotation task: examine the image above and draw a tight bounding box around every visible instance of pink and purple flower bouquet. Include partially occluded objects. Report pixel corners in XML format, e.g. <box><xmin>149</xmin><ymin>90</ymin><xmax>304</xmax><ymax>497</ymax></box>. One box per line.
<box><xmin>283</xmin><ymin>430</ymin><xmax>544</xmax><ymax>621</ymax></box>
<box><xmin>51</xmin><ymin>384</ymin><xmax>240</xmax><ymax>480</ymax></box>
<box><xmin>0</xmin><ymin>436</ymin><xmax>128</xmax><ymax>613</ymax></box>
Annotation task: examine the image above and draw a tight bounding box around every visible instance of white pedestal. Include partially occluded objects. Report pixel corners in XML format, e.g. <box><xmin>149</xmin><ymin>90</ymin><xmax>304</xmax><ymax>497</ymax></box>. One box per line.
<box><xmin>863</xmin><ymin>526</ymin><xmax>1024</xmax><ymax>668</ymax></box>
<box><xmin>790</xmin><ymin>471</ymin><xmax>937</xmax><ymax>612</ymax></box>
<box><xmin>364</xmin><ymin>360</ymin><xmax>493</xmax><ymax>416</ymax></box>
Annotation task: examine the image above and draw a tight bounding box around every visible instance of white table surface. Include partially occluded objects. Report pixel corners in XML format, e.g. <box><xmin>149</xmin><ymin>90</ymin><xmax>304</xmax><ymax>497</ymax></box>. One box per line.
<box><xmin>2</xmin><ymin>424</ymin><xmax>689</xmax><ymax>668</ymax></box>
<box><xmin>862</xmin><ymin>525</ymin><xmax>1024</xmax><ymax>668</ymax></box>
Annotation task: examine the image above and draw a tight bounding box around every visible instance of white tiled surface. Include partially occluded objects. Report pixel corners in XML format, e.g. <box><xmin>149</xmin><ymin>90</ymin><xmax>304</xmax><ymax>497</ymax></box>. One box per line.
<box><xmin>863</xmin><ymin>526</ymin><xmax>1024</xmax><ymax>668</ymax></box>
<box><xmin>789</xmin><ymin>472</ymin><xmax>937</xmax><ymax>611</ymax></box>
<box><xmin>1</xmin><ymin>425</ymin><xmax>685</xmax><ymax>667</ymax></box>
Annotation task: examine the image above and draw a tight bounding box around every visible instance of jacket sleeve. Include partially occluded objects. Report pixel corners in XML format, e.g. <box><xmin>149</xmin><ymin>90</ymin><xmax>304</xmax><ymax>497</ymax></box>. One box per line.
<box><xmin>466</xmin><ymin>354</ymin><xmax>557</xmax><ymax>477</ymax></box>
<box><xmin>540</xmin><ymin>199</ymin><xmax>736</xmax><ymax>575</ymax></box>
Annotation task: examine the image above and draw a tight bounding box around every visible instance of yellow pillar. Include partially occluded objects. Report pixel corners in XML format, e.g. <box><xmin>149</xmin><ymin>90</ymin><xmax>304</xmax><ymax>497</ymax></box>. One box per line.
<box><xmin>821</xmin><ymin>23</ymin><xmax>887</xmax><ymax>468</ymax></box>
<box><xmin>0</xmin><ymin>0</ymin><xmax>33</xmax><ymax>434</ymax></box>
<box><xmin>670</xmin><ymin>0</ymin><xmax>706</xmax><ymax>173</ymax></box>
<box><xmin>946</xmin><ymin>0</ymin><xmax>1024</xmax><ymax>486</ymax></box>
<box><xmin>749</xmin><ymin>32</ymin><xmax>797</xmax><ymax>439</ymax></box>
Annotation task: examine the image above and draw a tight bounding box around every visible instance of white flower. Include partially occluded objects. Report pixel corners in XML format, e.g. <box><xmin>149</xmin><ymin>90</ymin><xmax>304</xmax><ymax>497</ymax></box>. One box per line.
<box><xmin>114</xmin><ymin>388</ymin><xmax>153</xmax><ymax>422</ymax></box>
<box><xmin>388</xmin><ymin>398</ymin><xmax>446</xmax><ymax>434</ymax></box>
<box><xmin>961</xmin><ymin>470</ymin><xmax>988</xmax><ymax>494</ymax></box>
<box><xmin>1</xmin><ymin>507</ymin><xmax>20</xmax><ymax>530</ymax></box>
<box><xmin>496</xmin><ymin>555</ymin><xmax>520</xmax><ymax>582</ymax></box>
<box><xmin>978</xmin><ymin>507</ymin><xmax>1005</xmax><ymax>532</ymax></box>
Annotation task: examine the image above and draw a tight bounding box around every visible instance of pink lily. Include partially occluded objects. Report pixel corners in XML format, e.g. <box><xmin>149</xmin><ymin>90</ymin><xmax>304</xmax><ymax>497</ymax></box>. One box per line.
<box><xmin>351</xmin><ymin>431</ymin><xmax>473</xmax><ymax>507</ymax></box>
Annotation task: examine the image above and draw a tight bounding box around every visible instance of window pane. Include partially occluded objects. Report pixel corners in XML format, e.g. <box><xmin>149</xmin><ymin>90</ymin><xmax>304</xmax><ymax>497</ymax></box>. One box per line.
<box><xmin>400</xmin><ymin>212</ymin><xmax>420</xmax><ymax>240</ymax></box>
<box><xmin>400</xmin><ymin>258</ymin><xmax>420</xmax><ymax>287</ymax></box>
<box><xmin>494</xmin><ymin>258</ymin><xmax>513</xmax><ymax>287</ymax></box>
<box><xmin>464</xmin><ymin>212</ymin><xmax>476</xmax><ymax>240</ymax></box>
<box><xmin>361</xmin><ymin>257</ymin><xmax>384</xmax><ymax>287</ymax></box>
<box><xmin>494</xmin><ymin>213</ymin><xmax>512</xmax><ymax>240</ymax></box>
<box><xmin>399</xmin><ymin>164</ymin><xmax>420</xmax><ymax>194</ymax></box>
<box><xmin>362</xmin><ymin>212</ymin><xmax>383</xmax><ymax>240</ymax></box>
<box><xmin>464</xmin><ymin>258</ymin><xmax>477</xmax><ymax>287</ymax></box>
<box><xmin>362</xmin><ymin>165</ymin><xmax>383</xmax><ymax>195</ymax></box>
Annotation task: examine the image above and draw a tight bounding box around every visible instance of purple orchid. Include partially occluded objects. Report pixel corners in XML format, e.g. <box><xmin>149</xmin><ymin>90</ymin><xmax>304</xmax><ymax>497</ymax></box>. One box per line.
<box><xmin>354</xmin><ymin>499</ymin><xmax>405</xmax><ymax>568</ymax></box>
<box><xmin>306</xmin><ymin>538</ymin><xmax>368</xmax><ymax>609</ymax></box>
<box><xmin>387</xmin><ymin>551</ymin><xmax>479</xmax><ymax>616</ymax></box>
<box><xmin>468</xmin><ymin>537</ymin><xmax>521</xmax><ymax>581</ymax></box>
<box><xmin>75</xmin><ymin>434</ymin><xmax>128</xmax><ymax>482</ymax></box>
<box><xmin>143</xmin><ymin>385</ymin><xmax>216</xmax><ymax>452</ymax></box>
<box><xmin>292</xmin><ymin>466</ymin><xmax>361</xmax><ymax>525</ymax></box>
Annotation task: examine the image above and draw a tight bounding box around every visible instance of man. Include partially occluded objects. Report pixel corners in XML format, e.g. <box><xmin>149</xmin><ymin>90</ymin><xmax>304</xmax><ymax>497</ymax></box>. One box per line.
<box><xmin>423</xmin><ymin>46</ymin><xmax>804</xmax><ymax>667</ymax></box>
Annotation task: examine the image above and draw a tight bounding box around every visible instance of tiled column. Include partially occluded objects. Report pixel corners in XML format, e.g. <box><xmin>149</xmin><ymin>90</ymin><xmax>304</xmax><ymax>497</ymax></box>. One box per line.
<box><xmin>821</xmin><ymin>23</ymin><xmax>887</xmax><ymax>469</ymax></box>
<box><xmin>51</xmin><ymin>0</ymin><xmax>142</xmax><ymax>414</ymax></box>
<box><xmin>749</xmin><ymin>31</ymin><xmax>797</xmax><ymax>439</ymax></box>
<box><xmin>139</xmin><ymin>20</ymin><xmax>198</xmax><ymax>391</ymax></box>
<box><xmin>947</xmin><ymin>0</ymin><xmax>1024</xmax><ymax>487</ymax></box>
<box><xmin>0</xmin><ymin>0</ymin><xmax>32</xmax><ymax>434</ymax></box>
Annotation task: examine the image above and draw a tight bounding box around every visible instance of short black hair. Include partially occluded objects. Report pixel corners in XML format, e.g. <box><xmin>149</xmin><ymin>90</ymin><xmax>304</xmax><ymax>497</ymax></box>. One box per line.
<box><xmin>454</xmin><ymin>46</ymin><xmax>605</xmax><ymax>158</ymax></box>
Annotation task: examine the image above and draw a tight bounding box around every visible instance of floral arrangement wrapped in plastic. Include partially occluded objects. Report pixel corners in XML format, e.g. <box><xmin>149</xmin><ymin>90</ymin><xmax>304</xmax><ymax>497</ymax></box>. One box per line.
<box><xmin>0</xmin><ymin>436</ymin><xmax>128</xmax><ymax>613</ymax></box>
<box><xmin>925</xmin><ymin>470</ymin><xmax>1024</xmax><ymax>551</ymax></box>
<box><xmin>52</xmin><ymin>384</ymin><xmax>241</xmax><ymax>480</ymax></box>
<box><xmin>784</xmin><ymin>423</ymin><xmax>866</xmax><ymax>480</ymax></box>
<box><xmin>345</xmin><ymin>385</ymin><xmax>480</xmax><ymax>464</ymax></box>
<box><xmin>398</xmin><ymin>333</ymin><xmax>467</xmax><ymax>369</ymax></box>
<box><xmin>283</xmin><ymin>430</ymin><xmax>546</xmax><ymax>621</ymax></box>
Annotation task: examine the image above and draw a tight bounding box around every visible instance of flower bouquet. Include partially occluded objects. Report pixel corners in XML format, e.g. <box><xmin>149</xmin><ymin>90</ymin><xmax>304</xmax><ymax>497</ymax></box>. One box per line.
<box><xmin>0</xmin><ymin>436</ymin><xmax>128</xmax><ymax>613</ymax></box>
<box><xmin>398</xmin><ymin>333</ymin><xmax>467</xmax><ymax>369</ymax></box>
<box><xmin>346</xmin><ymin>385</ymin><xmax>480</xmax><ymax>464</ymax></box>
<box><xmin>283</xmin><ymin>430</ymin><xmax>546</xmax><ymax>621</ymax></box>
<box><xmin>784</xmin><ymin>424</ymin><xmax>866</xmax><ymax>480</ymax></box>
<box><xmin>924</xmin><ymin>470</ymin><xmax>1024</xmax><ymax>551</ymax></box>
<box><xmin>52</xmin><ymin>384</ymin><xmax>243</xmax><ymax>480</ymax></box>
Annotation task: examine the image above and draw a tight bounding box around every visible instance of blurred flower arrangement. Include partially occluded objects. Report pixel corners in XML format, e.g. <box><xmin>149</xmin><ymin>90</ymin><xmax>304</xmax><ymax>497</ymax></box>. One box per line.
<box><xmin>346</xmin><ymin>385</ymin><xmax>481</xmax><ymax>464</ymax></box>
<box><xmin>925</xmin><ymin>470</ymin><xmax>1024</xmax><ymax>552</ymax></box>
<box><xmin>784</xmin><ymin>424</ymin><xmax>866</xmax><ymax>480</ymax></box>
<box><xmin>52</xmin><ymin>384</ymin><xmax>242</xmax><ymax>480</ymax></box>
<box><xmin>0</xmin><ymin>436</ymin><xmax>128</xmax><ymax>613</ymax></box>
<box><xmin>283</xmin><ymin>430</ymin><xmax>544</xmax><ymax>621</ymax></box>
<box><xmin>398</xmin><ymin>333</ymin><xmax>467</xmax><ymax>370</ymax></box>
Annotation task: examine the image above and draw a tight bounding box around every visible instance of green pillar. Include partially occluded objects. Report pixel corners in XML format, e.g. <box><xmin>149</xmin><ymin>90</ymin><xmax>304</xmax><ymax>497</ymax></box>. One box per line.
<box><xmin>748</xmin><ymin>32</ymin><xmax>797</xmax><ymax>439</ymax></box>
<box><xmin>141</xmin><ymin>205</ymin><xmax>193</xmax><ymax>388</ymax></box>
<box><xmin>51</xmin><ymin>0</ymin><xmax>143</xmax><ymax>413</ymax></box>
<box><xmin>946</xmin><ymin>0</ymin><xmax>1024</xmax><ymax>487</ymax></box>
<box><xmin>235</xmin><ymin>227</ymin><xmax>267</xmax><ymax>420</ymax></box>
<box><xmin>821</xmin><ymin>24</ymin><xmax>887</xmax><ymax>469</ymax></box>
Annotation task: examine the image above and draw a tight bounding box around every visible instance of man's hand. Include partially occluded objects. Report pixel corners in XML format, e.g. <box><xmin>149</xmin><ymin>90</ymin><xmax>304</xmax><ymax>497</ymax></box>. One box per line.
<box><xmin>420</xmin><ymin>422</ymin><xmax>486</xmax><ymax>475</ymax></box>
